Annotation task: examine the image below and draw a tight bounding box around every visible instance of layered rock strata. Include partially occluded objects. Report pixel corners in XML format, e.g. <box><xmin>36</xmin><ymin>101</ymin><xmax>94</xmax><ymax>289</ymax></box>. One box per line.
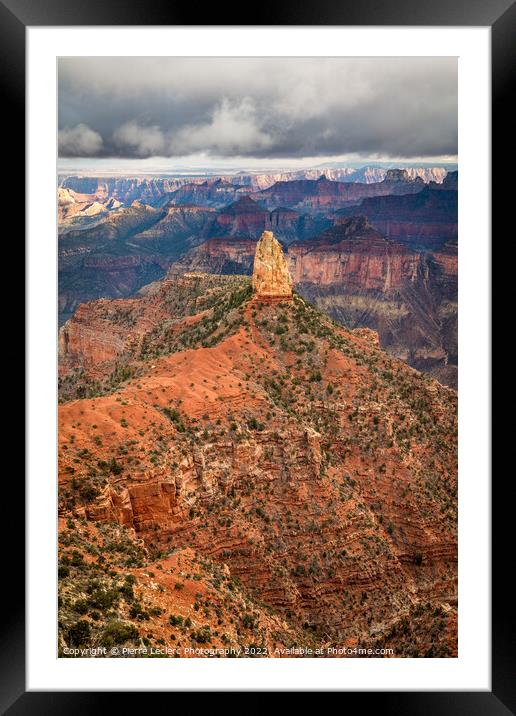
<box><xmin>252</xmin><ymin>231</ymin><xmax>293</xmax><ymax>300</ymax></box>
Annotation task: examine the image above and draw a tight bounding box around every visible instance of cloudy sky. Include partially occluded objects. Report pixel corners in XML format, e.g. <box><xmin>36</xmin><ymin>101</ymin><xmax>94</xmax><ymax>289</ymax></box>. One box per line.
<box><xmin>58</xmin><ymin>57</ymin><xmax>457</xmax><ymax>173</ymax></box>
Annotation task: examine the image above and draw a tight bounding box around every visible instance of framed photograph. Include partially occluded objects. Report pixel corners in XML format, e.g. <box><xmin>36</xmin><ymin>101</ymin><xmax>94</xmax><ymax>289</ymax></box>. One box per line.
<box><xmin>7</xmin><ymin>0</ymin><xmax>509</xmax><ymax>707</ymax></box>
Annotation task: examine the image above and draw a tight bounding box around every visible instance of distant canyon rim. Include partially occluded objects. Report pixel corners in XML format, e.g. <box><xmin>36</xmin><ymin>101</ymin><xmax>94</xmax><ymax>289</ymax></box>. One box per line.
<box><xmin>58</xmin><ymin>165</ymin><xmax>457</xmax><ymax>389</ymax></box>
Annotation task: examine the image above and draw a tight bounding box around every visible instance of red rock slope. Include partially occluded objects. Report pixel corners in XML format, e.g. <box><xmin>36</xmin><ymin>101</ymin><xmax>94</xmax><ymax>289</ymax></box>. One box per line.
<box><xmin>58</xmin><ymin>237</ymin><xmax>457</xmax><ymax>657</ymax></box>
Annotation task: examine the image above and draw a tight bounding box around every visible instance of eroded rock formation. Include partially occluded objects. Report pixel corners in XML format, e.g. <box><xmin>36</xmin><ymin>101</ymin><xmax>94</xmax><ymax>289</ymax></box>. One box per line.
<box><xmin>252</xmin><ymin>231</ymin><xmax>293</xmax><ymax>299</ymax></box>
<box><xmin>288</xmin><ymin>216</ymin><xmax>421</xmax><ymax>291</ymax></box>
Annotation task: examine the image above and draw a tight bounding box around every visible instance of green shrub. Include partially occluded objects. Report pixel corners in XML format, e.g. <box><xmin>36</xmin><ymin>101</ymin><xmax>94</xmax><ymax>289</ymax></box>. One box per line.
<box><xmin>247</xmin><ymin>417</ymin><xmax>264</xmax><ymax>431</ymax></box>
<box><xmin>109</xmin><ymin>458</ymin><xmax>123</xmax><ymax>475</ymax></box>
<box><xmin>100</xmin><ymin>621</ymin><xmax>139</xmax><ymax>647</ymax></box>
<box><xmin>191</xmin><ymin>626</ymin><xmax>212</xmax><ymax>644</ymax></box>
<box><xmin>73</xmin><ymin>599</ymin><xmax>89</xmax><ymax>615</ymax></box>
<box><xmin>89</xmin><ymin>588</ymin><xmax>119</xmax><ymax>610</ymax></box>
<box><xmin>68</xmin><ymin>620</ymin><xmax>91</xmax><ymax>647</ymax></box>
<box><xmin>242</xmin><ymin>614</ymin><xmax>255</xmax><ymax>630</ymax></box>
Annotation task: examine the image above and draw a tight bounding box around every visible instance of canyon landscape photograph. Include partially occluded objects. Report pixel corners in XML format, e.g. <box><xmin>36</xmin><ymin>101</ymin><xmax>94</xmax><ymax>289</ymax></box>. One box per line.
<box><xmin>57</xmin><ymin>56</ymin><xmax>458</xmax><ymax>659</ymax></box>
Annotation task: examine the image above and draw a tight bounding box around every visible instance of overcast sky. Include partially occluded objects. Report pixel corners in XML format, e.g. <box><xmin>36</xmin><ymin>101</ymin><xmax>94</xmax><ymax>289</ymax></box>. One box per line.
<box><xmin>58</xmin><ymin>57</ymin><xmax>457</xmax><ymax>172</ymax></box>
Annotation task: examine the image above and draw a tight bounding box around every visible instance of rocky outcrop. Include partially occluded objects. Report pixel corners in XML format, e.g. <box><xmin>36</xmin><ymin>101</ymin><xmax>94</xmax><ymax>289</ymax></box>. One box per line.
<box><xmin>58</xmin><ymin>277</ymin><xmax>457</xmax><ymax>655</ymax></box>
<box><xmin>58</xmin><ymin>187</ymin><xmax>76</xmax><ymax>204</ymax></box>
<box><xmin>268</xmin><ymin>206</ymin><xmax>299</xmax><ymax>232</ymax></box>
<box><xmin>57</xmin><ymin>186</ymin><xmax>121</xmax><ymax>226</ymax></box>
<box><xmin>59</xmin><ymin>300</ymin><xmax>137</xmax><ymax>376</ymax></box>
<box><xmin>252</xmin><ymin>231</ymin><xmax>293</xmax><ymax>299</ymax></box>
<box><xmin>213</xmin><ymin>197</ymin><xmax>326</xmax><ymax>243</ymax></box>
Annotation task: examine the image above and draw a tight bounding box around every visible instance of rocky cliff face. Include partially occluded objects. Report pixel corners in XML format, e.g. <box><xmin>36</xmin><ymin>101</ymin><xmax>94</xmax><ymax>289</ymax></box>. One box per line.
<box><xmin>430</xmin><ymin>241</ymin><xmax>458</xmax><ymax>282</ymax></box>
<box><xmin>58</xmin><ymin>202</ymin><xmax>222</xmax><ymax>324</ymax></box>
<box><xmin>165</xmin><ymin>178</ymin><xmax>249</xmax><ymax>208</ymax></box>
<box><xmin>130</xmin><ymin>204</ymin><xmax>217</xmax><ymax>251</ymax></box>
<box><xmin>58</xmin><ymin>273</ymin><xmax>249</xmax><ymax>390</ymax></box>
<box><xmin>288</xmin><ymin>217</ymin><xmax>421</xmax><ymax>291</ymax></box>
<box><xmin>215</xmin><ymin>196</ymin><xmax>269</xmax><ymax>235</ymax></box>
<box><xmin>213</xmin><ymin>196</ymin><xmax>327</xmax><ymax>243</ymax></box>
<box><xmin>336</xmin><ymin>185</ymin><xmax>457</xmax><ymax>250</ymax></box>
<box><xmin>59</xmin><ymin>201</ymin><xmax>164</xmax><ymax>242</ymax></box>
<box><xmin>58</xmin><ymin>186</ymin><xmax>122</xmax><ymax>226</ymax></box>
<box><xmin>251</xmin><ymin>175</ymin><xmax>426</xmax><ymax>212</ymax></box>
<box><xmin>172</xmin><ymin>238</ymin><xmax>257</xmax><ymax>276</ymax></box>
<box><xmin>288</xmin><ymin>218</ymin><xmax>457</xmax><ymax>388</ymax></box>
<box><xmin>58</xmin><ymin>271</ymin><xmax>457</xmax><ymax>657</ymax></box>
<box><xmin>61</xmin><ymin>175</ymin><xmax>197</xmax><ymax>204</ymax></box>
<box><xmin>58</xmin><ymin>254</ymin><xmax>171</xmax><ymax>325</ymax></box>
<box><xmin>234</xmin><ymin>167</ymin><xmax>356</xmax><ymax>189</ymax></box>
<box><xmin>252</xmin><ymin>231</ymin><xmax>293</xmax><ymax>299</ymax></box>
<box><xmin>59</xmin><ymin>166</ymin><xmax>451</xmax><ymax>203</ymax></box>
<box><xmin>383</xmin><ymin>168</ymin><xmax>425</xmax><ymax>184</ymax></box>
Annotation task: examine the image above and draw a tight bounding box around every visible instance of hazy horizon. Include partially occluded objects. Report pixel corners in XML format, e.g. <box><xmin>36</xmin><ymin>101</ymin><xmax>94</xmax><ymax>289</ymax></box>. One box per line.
<box><xmin>57</xmin><ymin>158</ymin><xmax>458</xmax><ymax>177</ymax></box>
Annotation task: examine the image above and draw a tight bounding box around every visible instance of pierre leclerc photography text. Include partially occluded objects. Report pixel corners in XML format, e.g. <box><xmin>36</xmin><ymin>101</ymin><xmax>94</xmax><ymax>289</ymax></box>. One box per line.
<box><xmin>57</xmin><ymin>56</ymin><xmax>458</xmax><ymax>659</ymax></box>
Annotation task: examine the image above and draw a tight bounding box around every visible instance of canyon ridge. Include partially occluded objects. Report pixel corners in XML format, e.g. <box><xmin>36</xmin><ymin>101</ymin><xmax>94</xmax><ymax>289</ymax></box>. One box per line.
<box><xmin>58</xmin><ymin>231</ymin><xmax>457</xmax><ymax>658</ymax></box>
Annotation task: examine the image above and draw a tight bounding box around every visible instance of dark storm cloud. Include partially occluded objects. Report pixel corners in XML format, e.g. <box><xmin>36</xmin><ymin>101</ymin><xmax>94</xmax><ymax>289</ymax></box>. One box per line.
<box><xmin>58</xmin><ymin>57</ymin><xmax>457</xmax><ymax>160</ymax></box>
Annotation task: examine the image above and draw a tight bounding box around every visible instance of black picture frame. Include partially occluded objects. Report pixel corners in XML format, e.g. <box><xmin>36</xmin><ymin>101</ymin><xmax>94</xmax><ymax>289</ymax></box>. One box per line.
<box><xmin>6</xmin><ymin>0</ymin><xmax>509</xmax><ymax>709</ymax></box>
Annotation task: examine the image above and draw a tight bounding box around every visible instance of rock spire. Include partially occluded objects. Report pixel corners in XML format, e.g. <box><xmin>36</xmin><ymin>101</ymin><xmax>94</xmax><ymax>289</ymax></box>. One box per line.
<box><xmin>252</xmin><ymin>231</ymin><xmax>293</xmax><ymax>300</ymax></box>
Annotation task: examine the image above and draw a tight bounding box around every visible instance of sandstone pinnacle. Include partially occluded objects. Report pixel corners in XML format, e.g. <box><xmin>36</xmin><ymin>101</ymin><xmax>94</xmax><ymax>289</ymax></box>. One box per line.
<box><xmin>252</xmin><ymin>230</ymin><xmax>293</xmax><ymax>300</ymax></box>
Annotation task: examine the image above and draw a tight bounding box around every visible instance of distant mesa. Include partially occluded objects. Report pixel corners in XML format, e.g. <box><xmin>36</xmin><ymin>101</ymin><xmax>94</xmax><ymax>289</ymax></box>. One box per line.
<box><xmin>224</xmin><ymin>195</ymin><xmax>265</xmax><ymax>212</ymax></box>
<box><xmin>384</xmin><ymin>168</ymin><xmax>424</xmax><ymax>184</ymax></box>
<box><xmin>252</xmin><ymin>230</ymin><xmax>293</xmax><ymax>301</ymax></box>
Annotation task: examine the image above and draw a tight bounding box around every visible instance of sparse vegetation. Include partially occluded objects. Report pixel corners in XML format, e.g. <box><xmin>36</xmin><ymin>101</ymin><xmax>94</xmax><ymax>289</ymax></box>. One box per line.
<box><xmin>58</xmin><ymin>268</ymin><xmax>457</xmax><ymax>658</ymax></box>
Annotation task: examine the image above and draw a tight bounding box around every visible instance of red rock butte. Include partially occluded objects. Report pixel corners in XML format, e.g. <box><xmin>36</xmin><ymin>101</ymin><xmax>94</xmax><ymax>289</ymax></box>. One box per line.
<box><xmin>252</xmin><ymin>230</ymin><xmax>293</xmax><ymax>301</ymax></box>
